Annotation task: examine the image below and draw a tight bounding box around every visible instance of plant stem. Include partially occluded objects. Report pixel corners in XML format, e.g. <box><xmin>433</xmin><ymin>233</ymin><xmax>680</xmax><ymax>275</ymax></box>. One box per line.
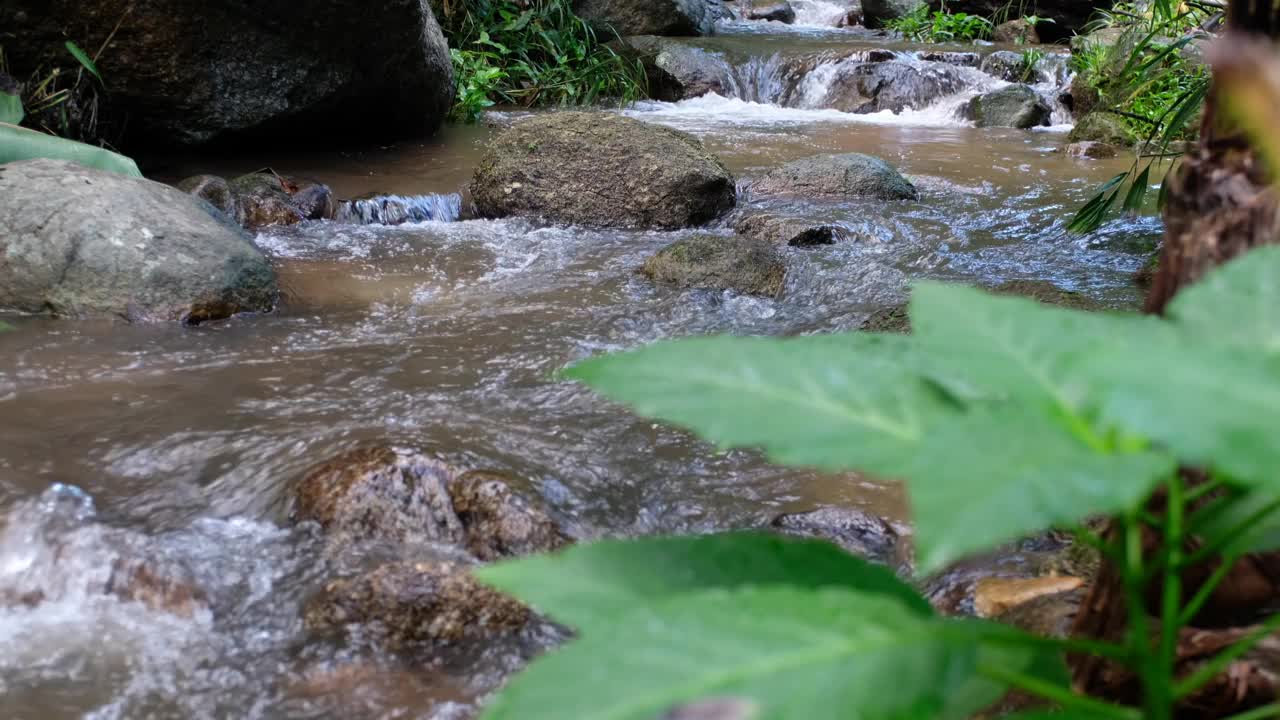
<box><xmin>1120</xmin><ymin>511</ymin><xmax>1168</xmax><ymax>720</ymax></box>
<box><xmin>1174</xmin><ymin>612</ymin><xmax>1280</xmax><ymax>699</ymax></box>
<box><xmin>1158</xmin><ymin>474</ymin><xmax>1185</xmax><ymax>717</ymax></box>
<box><xmin>978</xmin><ymin>665</ymin><xmax>1140</xmax><ymax>720</ymax></box>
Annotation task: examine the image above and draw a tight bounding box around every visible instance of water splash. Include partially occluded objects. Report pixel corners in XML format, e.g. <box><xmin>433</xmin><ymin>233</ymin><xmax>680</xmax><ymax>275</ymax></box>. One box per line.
<box><xmin>335</xmin><ymin>193</ymin><xmax>463</xmax><ymax>226</ymax></box>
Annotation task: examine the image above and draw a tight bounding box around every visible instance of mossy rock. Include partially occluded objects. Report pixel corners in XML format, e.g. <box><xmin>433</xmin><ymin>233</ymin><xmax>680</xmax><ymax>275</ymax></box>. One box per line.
<box><xmin>642</xmin><ymin>234</ymin><xmax>786</xmax><ymax>298</ymax></box>
<box><xmin>1068</xmin><ymin>112</ymin><xmax>1137</xmax><ymax>146</ymax></box>
<box><xmin>752</xmin><ymin>153</ymin><xmax>918</xmax><ymax>201</ymax></box>
<box><xmin>965</xmin><ymin>85</ymin><xmax>1051</xmax><ymax>129</ymax></box>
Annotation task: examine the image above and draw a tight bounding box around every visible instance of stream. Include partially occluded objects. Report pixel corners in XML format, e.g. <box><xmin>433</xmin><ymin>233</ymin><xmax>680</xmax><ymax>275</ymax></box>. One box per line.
<box><xmin>0</xmin><ymin>13</ymin><xmax>1162</xmax><ymax>720</ymax></box>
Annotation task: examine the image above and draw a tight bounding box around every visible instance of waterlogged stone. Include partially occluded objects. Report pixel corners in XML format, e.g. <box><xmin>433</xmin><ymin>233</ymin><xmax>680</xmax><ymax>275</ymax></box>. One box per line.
<box><xmin>964</xmin><ymin>85</ymin><xmax>1052</xmax><ymax>129</ymax></box>
<box><xmin>1066</xmin><ymin>141</ymin><xmax>1121</xmax><ymax>159</ymax></box>
<box><xmin>770</xmin><ymin>507</ymin><xmax>903</xmax><ymax>567</ymax></box>
<box><xmin>747</xmin><ymin>1</ymin><xmax>796</xmax><ymax>23</ymax></box>
<box><xmin>472</xmin><ymin>112</ymin><xmax>736</xmax><ymax>229</ymax></box>
<box><xmin>752</xmin><ymin>153</ymin><xmax>918</xmax><ymax>200</ymax></box>
<box><xmin>642</xmin><ymin>234</ymin><xmax>787</xmax><ymax>298</ymax></box>
<box><xmin>733</xmin><ymin>212</ymin><xmax>844</xmax><ymax>247</ymax></box>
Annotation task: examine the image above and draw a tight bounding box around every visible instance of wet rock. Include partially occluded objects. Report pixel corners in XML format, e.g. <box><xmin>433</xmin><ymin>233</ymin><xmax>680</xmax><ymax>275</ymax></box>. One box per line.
<box><xmin>1066</xmin><ymin>141</ymin><xmax>1120</xmax><ymax>159</ymax></box>
<box><xmin>0</xmin><ymin>0</ymin><xmax>454</xmax><ymax>147</ymax></box>
<box><xmin>471</xmin><ymin>112</ymin><xmax>736</xmax><ymax>230</ymax></box>
<box><xmin>993</xmin><ymin>587</ymin><xmax>1086</xmax><ymax>638</ymax></box>
<box><xmin>770</xmin><ymin>507</ymin><xmax>902</xmax><ymax>567</ymax></box>
<box><xmin>748</xmin><ymin>1</ymin><xmax>796</xmax><ymax>23</ymax></box>
<box><xmin>973</xmin><ymin>575</ymin><xmax>1084</xmax><ymax>618</ymax></box>
<box><xmin>752</xmin><ymin>153</ymin><xmax>918</xmax><ymax>201</ymax></box>
<box><xmin>304</xmin><ymin>559</ymin><xmax>533</xmax><ymax>649</ymax></box>
<box><xmin>860</xmin><ymin>303</ymin><xmax>911</xmax><ymax>333</ymax></box>
<box><xmin>964</xmin><ymin>85</ymin><xmax>1051</xmax><ymax>129</ymax></box>
<box><xmin>176</xmin><ymin>174</ymin><xmax>238</xmax><ymax>217</ymax></box>
<box><xmin>178</xmin><ymin>171</ymin><xmax>336</xmax><ymax>230</ymax></box>
<box><xmin>0</xmin><ymin>159</ymin><xmax>278</xmax><ymax>323</ymax></box>
<box><xmin>979</xmin><ymin>50</ymin><xmax>1030</xmax><ymax>82</ymax></box>
<box><xmin>620</xmin><ymin>36</ymin><xmax>734</xmax><ymax>101</ymax></box>
<box><xmin>918</xmin><ymin>51</ymin><xmax>981</xmax><ymax>67</ymax></box>
<box><xmin>1068</xmin><ymin>112</ymin><xmax>1137</xmax><ymax>146</ymax></box>
<box><xmin>990</xmin><ymin>279</ymin><xmax>1106</xmax><ymax>311</ymax></box>
<box><xmin>924</xmin><ymin>532</ymin><xmax>1099</xmax><ymax>617</ymax></box>
<box><xmin>1068</xmin><ymin>72</ymin><xmax>1101</xmax><ymax>118</ymax></box>
<box><xmin>290</xmin><ymin>447</ymin><xmax>568</xmax><ymax>560</ymax></box>
<box><xmin>1134</xmin><ymin>251</ymin><xmax>1159</xmax><ymax>289</ymax></box>
<box><xmin>642</xmin><ymin>234</ymin><xmax>787</xmax><ymax>298</ymax></box>
<box><xmin>862</xmin><ymin>0</ymin><xmax>927</xmax><ymax>27</ymax></box>
<box><xmin>826</xmin><ymin>61</ymin><xmax>969</xmax><ymax>114</ymax></box>
<box><xmin>838</xmin><ymin>7</ymin><xmax>865</xmax><ymax>27</ymax></box>
<box><xmin>573</xmin><ymin>0</ymin><xmax>721</xmax><ymax>36</ymax></box>
<box><xmin>733</xmin><ymin>212</ymin><xmax>843</xmax><ymax>247</ymax></box>
<box><xmin>992</xmin><ymin>19</ymin><xmax>1039</xmax><ymax>44</ymax></box>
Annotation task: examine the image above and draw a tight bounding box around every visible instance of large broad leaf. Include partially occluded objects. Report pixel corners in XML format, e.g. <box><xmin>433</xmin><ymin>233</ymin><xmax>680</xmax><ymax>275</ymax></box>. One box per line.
<box><xmin>1080</xmin><ymin>340</ymin><xmax>1280</xmax><ymax>492</ymax></box>
<box><xmin>477</xmin><ymin>534</ymin><xmax>933</xmax><ymax>631</ymax></box>
<box><xmin>0</xmin><ymin>122</ymin><xmax>141</xmax><ymax>177</ymax></box>
<box><xmin>481</xmin><ymin>587</ymin><xmax>1065</xmax><ymax>720</ymax></box>
<box><xmin>906</xmin><ymin>403</ymin><xmax>1175</xmax><ymax>574</ymax></box>
<box><xmin>564</xmin><ymin>333</ymin><xmax>960</xmax><ymax>476</ymax></box>
<box><xmin>0</xmin><ymin>90</ymin><xmax>22</xmax><ymax>126</ymax></box>
<box><xmin>1165</xmin><ymin>245</ymin><xmax>1280</xmax><ymax>354</ymax></box>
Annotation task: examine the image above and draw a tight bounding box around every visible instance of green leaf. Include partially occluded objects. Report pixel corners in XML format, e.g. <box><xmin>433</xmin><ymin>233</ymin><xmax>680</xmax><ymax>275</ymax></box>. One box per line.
<box><xmin>1122</xmin><ymin>165</ymin><xmax>1151</xmax><ymax>213</ymax></box>
<box><xmin>1165</xmin><ymin>245</ymin><xmax>1280</xmax><ymax>354</ymax></box>
<box><xmin>64</xmin><ymin>41</ymin><xmax>103</xmax><ymax>85</ymax></box>
<box><xmin>0</xmin><ymin>122</ymin><xmax>142</xmax><ymax>177</ymax></box>
<box><xmin>477</xmin><ymin>534</ymin><xmax>932</xmax><ymax>631</ymax></box>
<box><xmin>564</xmin><ymin>333</ymin><xmax>960</xmax><ymax>476</ymax></box>
<box><xmin>906</xmin><ymin>403</ymin><xmax>1176</xmax><ymax>573</ymax></box>
<box><xmin>0</xmin><ymin>90</ymin><xmax>23</xmax><ymax>126</ymax></box>
<box><xmin>481</xmin><ymin>587</ymin><xmax>1063</xmax><ymax>720</ymax></box>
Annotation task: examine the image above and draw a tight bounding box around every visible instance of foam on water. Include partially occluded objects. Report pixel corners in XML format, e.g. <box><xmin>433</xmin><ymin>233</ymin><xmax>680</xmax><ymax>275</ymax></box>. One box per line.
<box><xmin>627</xmin><ymin>92</ymin><xmax>984</xmax><ymax>130</ymax></box>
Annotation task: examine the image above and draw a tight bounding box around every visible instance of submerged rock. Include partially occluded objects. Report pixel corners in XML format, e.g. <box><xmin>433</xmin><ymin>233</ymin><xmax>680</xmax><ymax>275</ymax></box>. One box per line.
<box><xmin>573</xmin><ymin>0</ymin><xmax>721</xmax><ymax>36</ymax></box>
<box><xmin>770</xmin><ymin>507</ymin><xmax>903</xmax><ymax>568</ymax></box>
<box><xmin>860</xmin><ymin>303</ymin><xmax>912</xmax><ymax>333</ymax></box>
<box><xmin>860</xmin><ymin>279</ymin><xmax>1106</xmax><ymax>334</ymax></box>
<box><xmin>177</xmin><ymin>174</ymin><xmax>238</xmax><ymax>217</ymax></box>
<box><xmin>733</xmin><ymin>212</ymin><xmax>843</xmax><ymax>247</ymax></box>
<box><xmin>304</xmin><ymin>559</ymin><xmax>533</xmax><ymax>649</ymax></box>
<box><xmin>1068</xmin><ymin>112</ymin><xmax>1137</xmax><ymax>146</ymax></box>
<box><xmin>748</xmin><ymin>1</ymin><xmax>796</xmax><ymax>23</ymax></box>
<box><xmin>471</xmin><ymin>112</ymin><xmax>736</xmax><ymax>229</ymax></box>
<box><xmin>1066</xmin><ymin>141</ymin><xmax>1120</xmax><ymax>159</ymax></box>
<box><xmin>752</xmin><ymin>153</ymin><xmax>918</xmax><ymax>201</ymax></box>
<box><xmin>0</xmin><ymin>159</ymin><xmax>278</xmax><ymax>323</ymax></box>
<box><xmin>290</xmin><ymin>447</ymin><xmax>569</xmax><ymax>560</ymax></box>
<box><xmin>620</xmin><ymin>36</ymin><xmax>734</xmax><ymax>101</ymax></box>
<box><xmin>642</xmin><ymin>234</ymin><xmax>787</xmax><ymax>298</ymax></box>
<box><xmin>0</xmin><ymin>0</ymin><xmax>454</xmax><ymax>147</ymax></box>
<box><xmin>228</xmin><ymin>172</ymin><xmax>337</xmax><ymax>229</ymax></box>
<box><xmin>992</xmin><ymin>19</ymin><xmax>1039</xmax><ymax>44</ymax></box>
<box><xmin>964</xmin><ymin>85</ymin><xmax>1051</xmax><ymax>129</ymax></box>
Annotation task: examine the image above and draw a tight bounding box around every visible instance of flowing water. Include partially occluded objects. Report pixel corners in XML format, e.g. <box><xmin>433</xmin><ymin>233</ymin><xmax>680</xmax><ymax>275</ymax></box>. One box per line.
<box><xmin>0</xmin><ymin>18</ymin><xmax>1162</xmax><ymax>720</ymax></box>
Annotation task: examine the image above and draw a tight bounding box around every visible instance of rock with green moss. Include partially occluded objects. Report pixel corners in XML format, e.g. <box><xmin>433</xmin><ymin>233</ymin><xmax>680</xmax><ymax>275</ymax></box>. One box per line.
<box><xmin>1068</xmin><ymin>112</ymin><xmax>1137</xmax><ymax>146</ymax></box>
<box><xmin>471</xmin><ymin>112</ymin><xmax>736</xmax><ymax>229</ymax></box>
<box><xmin>965</xmin><ymin>85</ymin><xmax>1051</xmax><ymax>129</ymax></box>
<box><xmin>642</xmin><ymin>234</ymin><xmax>787</xmax><ymax>298</ymax></box>
<box><xmin>752</xmin><ymin>153</ymin><xmax>918</xmax><ymax>201</ymax></box>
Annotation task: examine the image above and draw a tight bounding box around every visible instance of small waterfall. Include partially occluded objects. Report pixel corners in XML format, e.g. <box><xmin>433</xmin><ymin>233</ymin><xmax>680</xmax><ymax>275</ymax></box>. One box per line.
<box><xmin>334</xmin><ymin>193</ymin><xmax>463</xmax><ymax>226</ymax></box>
<box><xmin>791</xmin><ymin>0</ymin><xmax>854</xmax><ymax>27</ymax></box>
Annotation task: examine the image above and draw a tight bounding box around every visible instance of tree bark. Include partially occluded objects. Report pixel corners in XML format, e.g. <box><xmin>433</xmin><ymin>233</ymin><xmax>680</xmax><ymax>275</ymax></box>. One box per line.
<box><xmin>1070</xmin><ymin>2</ymin><xmax>1280</xmax><ymax>713</ymax></box>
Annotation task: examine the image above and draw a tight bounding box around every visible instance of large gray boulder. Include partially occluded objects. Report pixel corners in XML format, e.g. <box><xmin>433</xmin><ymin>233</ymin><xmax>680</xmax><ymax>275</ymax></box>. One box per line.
<box><xmin>573</xmin><ymin>0</ymin><xmax>721</xmax><ymax>36</ymax></box>
<box><xmin>825</xmin><ymin>60</ymin><xmax>970</xmax><ymax>114</ymax></box>
<box><xmin>0</xmin><ymin>160</ymin><xmax>278</xmax><ymax>323</ymax></box>
<box><xmin>752</xmin><ymin>153</ymin><xmax>918</xmax><ymax>200</ymax></box>
<box><xmin>620</xmin><ymin>36</ymin><xmax>735</xmax><ymax>101</ymax></box>
<box><xmin>0</xmin><ymin>0</ymin><xmax>453</xmax><ymax>146</ymax></box>
<box><xmin>964</xmin><ymin>85</ymin><xmax>1052</xmax><ymax>129</ymax></box>
<box><xmin>863</xmin><ymin>0</ymin><xmax>927</xmax><ymax>27</ymax></box>
<box><xmin>471</xmin><ymin>112</ymin><xmax>736</xmax><ymax>229</ymax></box>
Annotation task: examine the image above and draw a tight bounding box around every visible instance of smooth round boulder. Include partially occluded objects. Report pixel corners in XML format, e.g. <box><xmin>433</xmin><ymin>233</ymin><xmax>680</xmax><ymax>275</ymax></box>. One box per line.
<box><xmin>304</xmin><ymin>560</ymin><xmax>533</xmax><ymax>649</ymax></box>
<box><xmin>964</xmin><ymin>85</ymin><xmax>1051</xmax><ymax>129</ymax></box>
<box><xmin>0</xmin><ymin>159</ymin><xmax>278</xmax><ymax>323</ymax></box>
<box><xmin>752</xmin><ymin>153</ymin><xmax>918</xmax><ymax>200</ymax></box>
<box><xmin>471</xmin><ymin>112</ymin><xmax>736</xmax><ymax>230</ymax></box>
<box><xmin>642</xmin><ymin>234</ymin><xmax>787</xmax><ymax>298</ymax></box>
<box><xmin>620</xmin><ymin>36</ymin><xmax>734</xmax><ymax>101</ymax></box>
<box><xmin>291</xmin><ymin>447</ymin><xmax>569</xmax><ymax>560</ymax></box>
<box><xmin>573</xmin><ymin>0</ymin><xmax>721</xmax><ymax>36</ymax></box>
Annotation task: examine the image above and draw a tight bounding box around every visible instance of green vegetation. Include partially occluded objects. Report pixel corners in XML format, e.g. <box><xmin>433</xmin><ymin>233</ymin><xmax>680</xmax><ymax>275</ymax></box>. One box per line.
<box><xmin>1067</xmin><ymin>1</ymin><xmax>1213</xmax><ymax>233</ymax></box>
<box><xmin>437</xmin><ymin>0</ymin><xmax>646</xmax><ymax>123</ymax></box>
<box><xmin>1017</xmin><ymin>47</ymin><xmax>1045</xmax><ymax>82</ymax></box>
<box><xmin>478</xmin><ymin>245</ymin><xmax>1280</xmax><ymax>720</ymax></box>
<box><xmin>0</xmin><ymin>41</ymin><xmax>140</xmax><ymax>176</ymax></box>
<box><xmin>884</xmin><ymin>4</ymin><xmax>993</xmax><ymax>42</ymax></box>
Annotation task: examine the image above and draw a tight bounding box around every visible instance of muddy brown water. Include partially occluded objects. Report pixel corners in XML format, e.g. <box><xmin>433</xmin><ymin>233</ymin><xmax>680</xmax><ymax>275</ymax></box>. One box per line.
<box><xmin>0</xmin><ymin>28</ymin><xmax>1160</xmax><ymax>720</ymax></box>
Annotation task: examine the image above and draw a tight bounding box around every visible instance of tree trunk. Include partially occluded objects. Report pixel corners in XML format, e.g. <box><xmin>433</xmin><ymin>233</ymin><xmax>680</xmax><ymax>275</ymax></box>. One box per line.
<box><xmin>1070</xmin><ymin>2</ymin><xmax>1280</xmax><ymax>713</ymax></box>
